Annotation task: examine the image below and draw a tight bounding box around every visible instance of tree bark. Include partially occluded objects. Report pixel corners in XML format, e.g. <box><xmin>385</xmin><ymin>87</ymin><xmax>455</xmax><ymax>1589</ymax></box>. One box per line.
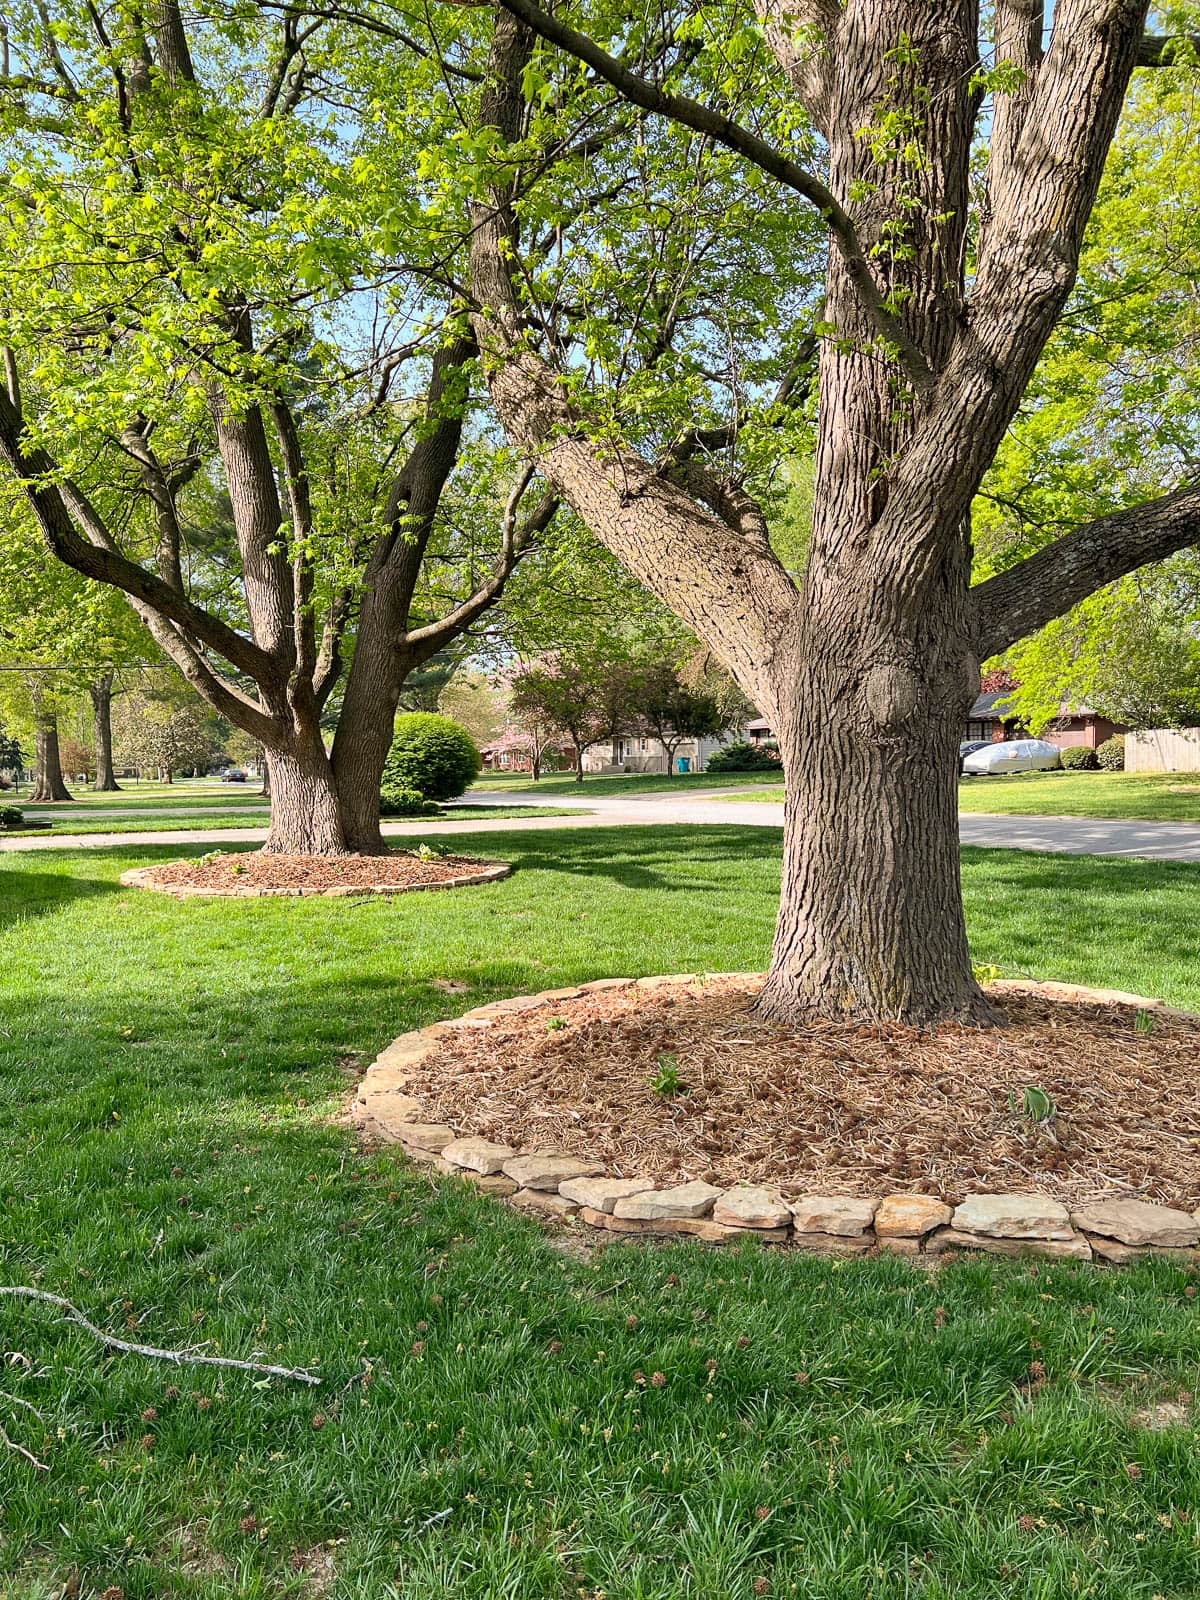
<box><xmin>31</xmin><ymin>711</ymin><xmax>73</xmax><ymax>802</ymax></box>
<box><xmin>471</xmin><ymin>4</ymin><xmax>1169</xmax><ymax>1025</ymax></box>
<box><xmin>757</xmin><ymin>563</ymin><xmax>994</xmax><ymax>1024</ymax></box>
<box><xmin>90</xmin><ymin>673</ymin><xmax>121</xmax><ymax>791</ymax></box>
<box><xmin>329</xmin><ymin>626</ymin><xmax>409</xmax><ymax>854</ymax></box>
<box><xmin>262</xmin><ymin>725</ymin><xmax>347</xmax><ymax>855</ymax></box>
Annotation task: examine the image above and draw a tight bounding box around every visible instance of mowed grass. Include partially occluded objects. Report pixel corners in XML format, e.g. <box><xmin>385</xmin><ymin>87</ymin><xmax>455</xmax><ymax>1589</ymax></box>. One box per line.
<box><xmin>727</xmin><ymin>770</ymin><xmax>1200</xmax><ymax>822</ymax></box>
<box><xmin>2</xmin><ymin>827</ymin><xmax>1199</xmax><ymax>1598</ymax></box>
<box><xmin>959</xmin><ymin>770</ymin><xmax>1200</xmax><ymax>822</ymax></box>
<box><xmin>1</xmin><ymin>803</ymin><xmax>581</xmax><ymax>838</ymax></box>
<box><xmin>11</xmin><ymin>782</ymin><xmax>268</xmax><ymax>811</ymax></box>
<box><xmin>473</xmin><ymin>769</ymin><xmax>778</xmax><ymax>795</ymax></box>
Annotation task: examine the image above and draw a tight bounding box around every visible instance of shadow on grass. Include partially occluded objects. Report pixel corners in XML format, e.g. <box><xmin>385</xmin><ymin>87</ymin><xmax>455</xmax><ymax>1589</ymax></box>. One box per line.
<box><xmin>479</xmin><ymin>822</ymin><xmax>783</xmax><ymax>893</ymax></box>
<box><xmin>0</xmin><ymin>865</ymin><xmax>124</xmax><ymax>936</ymax></box>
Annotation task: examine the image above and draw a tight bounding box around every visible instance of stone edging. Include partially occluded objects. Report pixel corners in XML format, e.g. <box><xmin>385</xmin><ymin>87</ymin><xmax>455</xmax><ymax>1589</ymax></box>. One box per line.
<box><xmin>119</xmin><ymin>862</ymin><xmax>512</xmax><ymax>899</ymax></box>
<box><xmin>352</xmin><ymin>974</ymin><xmax>1200</xmax><ymax>1265</ymax></box>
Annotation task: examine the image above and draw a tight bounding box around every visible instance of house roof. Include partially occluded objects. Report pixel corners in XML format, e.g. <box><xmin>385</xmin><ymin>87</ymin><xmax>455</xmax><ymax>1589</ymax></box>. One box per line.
<box><xmin>968</xmin><ymin>691</ymin><xmax>1012</xmax><ymax>720</ymax></box>
<box><xmin>746</xmin><ymin>717</ymin><xmax>772</xmax><ymax>732</ymax></box>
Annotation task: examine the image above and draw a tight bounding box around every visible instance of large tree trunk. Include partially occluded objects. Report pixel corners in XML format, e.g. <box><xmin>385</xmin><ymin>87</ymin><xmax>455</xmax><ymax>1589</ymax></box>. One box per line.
<box><xmin>90</xmin><ymin>673</ymin><xmax>121</xmax><ymax>791</ymax></box>
<box><xmin>329</xmin><ymin>627</ymin><xmax>407</xmax><ymax>855</ymax></box>
<box><xmin>757</xmin><ymin>564</ymin><xmax>993</xmax><ymax>1024</ymax></box>
<box><xmin>31</xmin><ymin>711</ymin><xmax>73</xmax><ymax>801</ymax></box>
<box><xmin>263</xmin><ymin>726</ymin><xmax>347</xmax><ymax>854</ymax></box>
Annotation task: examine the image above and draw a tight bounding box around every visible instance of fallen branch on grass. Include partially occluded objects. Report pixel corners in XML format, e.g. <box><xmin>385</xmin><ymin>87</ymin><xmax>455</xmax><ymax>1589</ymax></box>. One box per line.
<box><xmin>0</xmin><ymin>1421</ymin><xmax>47</xmax><ymax>1472</ymax></box>
<box><xmin>0</xmin><ymin>1287</ymin><xmax>322</xmax><ymax>1385</ymax></box>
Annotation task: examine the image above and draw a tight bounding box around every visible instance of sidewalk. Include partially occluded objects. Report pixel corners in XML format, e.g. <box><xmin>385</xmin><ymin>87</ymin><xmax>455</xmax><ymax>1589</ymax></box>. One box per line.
<box><xmin>5</xmin><ymin>789</ymin><xmax>1200</xmax><ymax>862</ymax></box>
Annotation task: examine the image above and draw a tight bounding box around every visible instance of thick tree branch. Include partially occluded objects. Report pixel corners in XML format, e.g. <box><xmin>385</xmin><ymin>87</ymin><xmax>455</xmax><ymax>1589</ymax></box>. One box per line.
<box><xmin>470</xmin><ymin>11</ymin><xmax>800</xmax><ymax>717</ymax></box>
<box><xmin>405</xmin><ymin>469</ymin><xmax>558</xmax><ymax>657</ymax></box>
<box><xmin>665</xmin><ymin>460</ymin><xmax>771</xmax><ymax>544</ymax></box>
<box><xmin>269</xmin><ymin>396</ymin><xmax>320</xmax><ymax>685</ymax></box>
<box><xmin>1137</xmin><ymin>33</ymin><xmax>1200</xmax><ymax>65</ymax></box>
<box><xmin>752</xmin><ymin>0</ymin><xmax>838</xmax><ymax>129</ymax></box>
<box><xmin>491</xmin><ymin>0</ymin><xmax>935</xmax><ymax>391</ymax></box>
<box><xmin>0</xmin><ymin>385</ymin><xmax>275</xmax><ymax>685</ymax></box>
<box><xmin>987</xmin><ymin>0</ymin><xmax>1045</xmax><ymax>205</ymax></box>
<box><xmin>875</xmin><ymin>0</ymin><xmax>1151</xmax><ymax>593</ymax></box>
<box><xmin>119</xmin><ymin>421</ymin><xmax>186</xmax><ymax>589</ymax></box>
<box><xmin>972</xmin><ymin>484</ymin><xmax>1200</xmax><ymax>659</ymax></box>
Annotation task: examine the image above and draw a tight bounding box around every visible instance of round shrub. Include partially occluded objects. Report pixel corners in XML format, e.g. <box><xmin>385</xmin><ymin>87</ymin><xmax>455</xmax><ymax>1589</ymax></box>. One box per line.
<box><xmin>378</xmin><ymin>785</ymin><xmax>441</xmax><ymax>818</ymax></box>
<box><xmin>1059</xmin><ymin>745</ymin><xmax>1099</xmax><ymax>771</ymax></box>
<box><xmin>707</xmin><ymin>741</ymin><xmax>783</xmax><ymax>773</ymax></box>
<box><xmin>381</xmin><ymin>713</ymin><xmax>480</xmax><ymax>802</ymax></box>
<box><xmin>1097</xmin><ymin>734</ymin><xmax>1126</xmax><ymax>772</ymax></box>
<box><xmin>0</xmin><ymin>804</ymin><xmax>24</xmax><ymax>828</ymax></box>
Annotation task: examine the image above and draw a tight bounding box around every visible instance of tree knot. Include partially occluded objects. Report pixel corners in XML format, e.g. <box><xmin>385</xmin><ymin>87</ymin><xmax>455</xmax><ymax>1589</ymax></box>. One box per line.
<box><xmin>862</xmin><ymin>663</ymin><xmax>921</xmax><ymax>733</ymax></box>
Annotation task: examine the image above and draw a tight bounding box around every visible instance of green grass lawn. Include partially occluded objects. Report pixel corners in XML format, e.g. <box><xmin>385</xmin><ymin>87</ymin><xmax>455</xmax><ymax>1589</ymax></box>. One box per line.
<box><xmin>473</xmin><ymin>769</ymin><xmax>779</xmax><ymax>796</ymax></box>
<box><xmin>958</xmin><ymin>771</ymin><xmax>1200</xmax><ymax>821</ymax></box>
<box><xmin>9</xmin><ymin>783</ymin><xmax>268</xmax><ymax>811</ymax></box>
<box><xmin>725</xmin><ymin>770</ymin><xmax>1200</xmax><ymax>822</ymax></box>
<box><xmin>2</xmin><ymin>827</ymin><xmax>1199</xmax><ymax>1598</ymax></box>
<box><xmin>0</xmin><ymin>804</ymin><xmax>581</xmax><ymax>837</ymax></box>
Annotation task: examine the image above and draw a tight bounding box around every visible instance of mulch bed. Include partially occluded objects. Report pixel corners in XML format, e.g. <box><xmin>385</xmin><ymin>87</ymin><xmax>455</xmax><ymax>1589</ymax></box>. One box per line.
<box><xmin>127</xmin><ymin>850</ymin><xmax>506</xmax><ymax>896</ymax></box>
<box><xmin>405</xmin><ymin>978</ymin><xmax>1200</xmax><ymax>1209</ymax></box>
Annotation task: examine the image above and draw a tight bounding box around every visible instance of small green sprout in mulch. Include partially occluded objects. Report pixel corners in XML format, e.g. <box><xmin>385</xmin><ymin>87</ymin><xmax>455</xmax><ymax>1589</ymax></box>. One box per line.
<box><xmin>649</xmin><ymin>1050</ymin><xmax>686</xmax><ymax>1097</ymax></box>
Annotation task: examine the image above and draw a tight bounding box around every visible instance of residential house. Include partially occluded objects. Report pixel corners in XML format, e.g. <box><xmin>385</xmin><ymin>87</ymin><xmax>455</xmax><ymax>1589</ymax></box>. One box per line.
<box><xmin>1039</xmin><ymin>704</ymin><xmax>1127</xmax><ymax>751</ymax></box>
<box><xmin>583</xmin><ymin>728</ymin><xmax>742</xmax><ymax>775</ymax></box>
<box><xmin>965</xmin><ymin>690</ymin><xmax>1023</xmax><ymax>744</ymax></box>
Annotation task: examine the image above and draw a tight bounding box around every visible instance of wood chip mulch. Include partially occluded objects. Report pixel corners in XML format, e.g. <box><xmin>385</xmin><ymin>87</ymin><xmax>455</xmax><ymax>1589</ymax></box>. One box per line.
<box><xmin>134</xmin><ymin>849</ymin><xmax>499</xmax><ymax>893</ymax></box>
<box><xmin>406</xmin><ymin>979</ymin><xmax>1200</xmax><ymax>1208</ymax></box>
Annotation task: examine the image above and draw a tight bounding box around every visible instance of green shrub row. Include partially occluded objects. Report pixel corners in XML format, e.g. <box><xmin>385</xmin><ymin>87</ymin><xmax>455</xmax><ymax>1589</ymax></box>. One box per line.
<box><xmin>707</xmin><ymin>741</ymin><xmax>782</xmax><ymax>773</ymax></box>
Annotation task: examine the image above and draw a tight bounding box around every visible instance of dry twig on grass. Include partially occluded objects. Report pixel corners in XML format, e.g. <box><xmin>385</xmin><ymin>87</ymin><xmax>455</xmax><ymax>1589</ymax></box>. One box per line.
<box><xmin>0</xmin><ymin>1421</ymin><xmax>47</xmax><ymax>1472</ymax></box>
<box><xmin>0</xmin><ymin>1287</ymin><xmax>322</xmax><ymax>1385</ymax></box>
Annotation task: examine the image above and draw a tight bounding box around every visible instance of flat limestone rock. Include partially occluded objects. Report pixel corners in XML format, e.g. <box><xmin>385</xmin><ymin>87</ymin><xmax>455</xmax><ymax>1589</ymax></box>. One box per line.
<box><xmin>1084</xmin><ymin>1233</ymin><xmax>1199</xmax><ymax>1265</ymax></box>
<box><xmin>476</xmin><ymin>993</ymin><xmax>557</xmax><ymax>1017</ymax></box>
<box><xmin>558</xmin><ymin>1176</ymin><xmax>657</xmax><ymax>1213</ymax></box>
<box><xmin>952</xmin><ymin>1194</ymin><xmax>1073</xmax><ymax>1240</ymax></box>
<box><xmin>579</xmin><ymin>1206</ymin><xmax>789</xmax><ymax>1243</ymax></box>
<box><xmin>712</xmin><ymin>1186</ymin><xmax>792</xmax><ymax>1230</ymax></box>
<box><xmin>374</xmin><ymin>1032</ymin><xmax>441</xmax><ymax>1070</ymax></box>
<box><xmin>393</xmin><ymin>1121</ymin><xmax>456</xmax><ymax>1153</ymax></box>
<box><xmin>446</xmin><ymin>1168</ymin><xmax>518</xmax><ymax>1196</ymax></box>
<box><xmin>512</xmin><ymin>1187</ymin><xmax>580</xmax><ymax>1217</ymax></box>
<box><xmin>874</xmin><ymin>1194</ymin><xmax>953</xmax><ymax>1238</ymax></box>
<box><xmin>441</xmin><ymin>1136</ymin><xmax>515</xmax><ymax>1175</ymax></box>
<box><xmin>1070</xmin><ymin>1198</ymin><xmax>1200</xmax><ymax>1249</ymax></box>
<box><xmin>361</xmin><ymin>1091</ymin><xmax>424</xmax><ymax>1124</ymax></box>
<box><xmin>790</xmin><ymin>1230</ymin><xmax>874</xmax><ymax>1255</ymax></box>
<box><xmin>876</xmin><ymin>1235</ymin><xmax>923</xmax><ymax>1256</ymax></box>
<box><xmin>788</xmin><ymin>1195</ymin><xmax>878</xmax><ymax>1237</ymax></box>
<box><xmin>613</xmin><ymin>1181</ymin><xmax>724</xmax><ymax>1221</ymax></box>
<box><xmin>502</xmin><ymin>1153</ymin><xmax>605</xmax><ymax>1191</ymax></box>
<box><xmin>926</xmin><ymin>1227</ymin><xmax>1092</xmax><ymax>1261</ymax></box>
<box><xmin>360</xmin><ymin>1063</ymin><xmax>419</xmax><ymax>1095</ymax></box>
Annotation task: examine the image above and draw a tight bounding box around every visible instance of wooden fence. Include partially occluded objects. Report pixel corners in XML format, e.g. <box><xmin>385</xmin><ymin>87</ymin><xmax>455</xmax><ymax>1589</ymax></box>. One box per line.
<box><xmin>1126</xmin><ymin>728</ymin><xmax>1200</xmax><ymax>773</ymax></box>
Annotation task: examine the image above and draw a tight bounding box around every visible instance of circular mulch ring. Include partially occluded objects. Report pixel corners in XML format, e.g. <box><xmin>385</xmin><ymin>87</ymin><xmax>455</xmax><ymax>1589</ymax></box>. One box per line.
<box><xmin>120</xmin><ymin>850</ymin><xmax>511</xmax><ymax>899</ymax></box>
<box><xmin>401</xmin><ymin>976</ymin><xmax>1200</xmax><ymax>1211</ymax></box>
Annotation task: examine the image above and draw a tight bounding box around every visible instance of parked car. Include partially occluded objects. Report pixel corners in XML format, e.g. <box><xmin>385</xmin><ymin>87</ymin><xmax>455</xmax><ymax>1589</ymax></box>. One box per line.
<box><xmin>958</xmin><ymin>740</ymin><xmax>990</xmax><ymax>772</ymax></box>
<box><xmin>219</xmin><ymin>768</ymin><xmax>248</xmax><ymax>783</ymax></box>
<box><xmin>961</xmin><ymin>739</ymin><xmax>1062</xmax><ymax>777</ymax></box>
